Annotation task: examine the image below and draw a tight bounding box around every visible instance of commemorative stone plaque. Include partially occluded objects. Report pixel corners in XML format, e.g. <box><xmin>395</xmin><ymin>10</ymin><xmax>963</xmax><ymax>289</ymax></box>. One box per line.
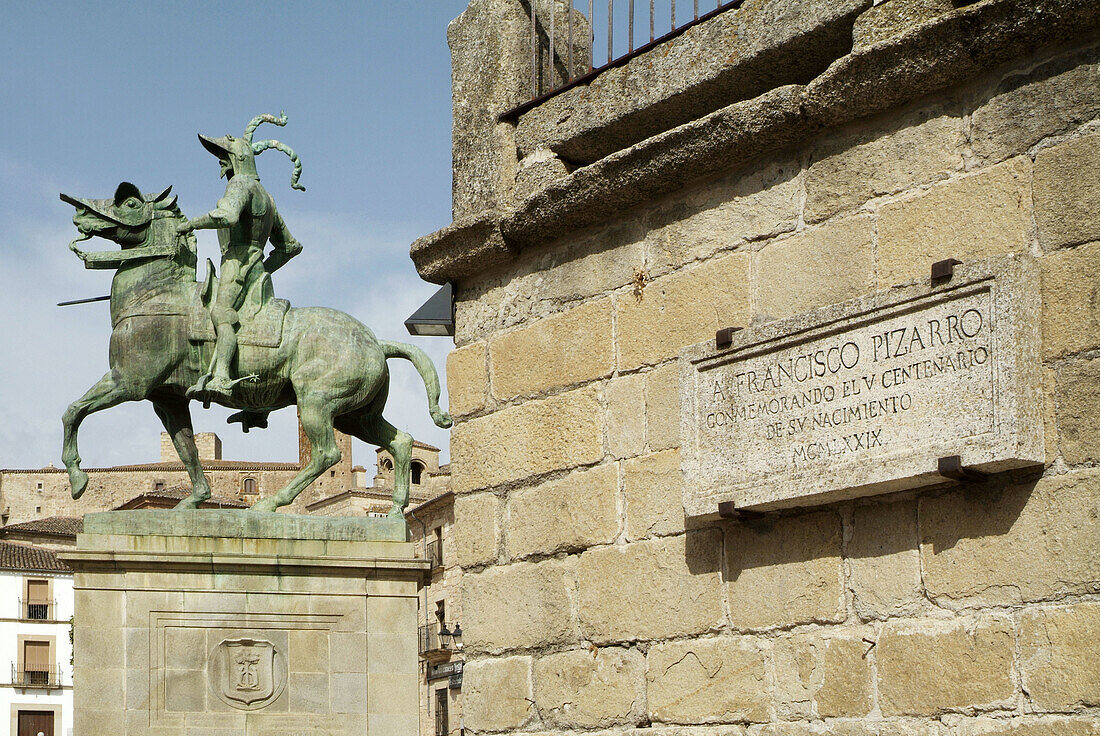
<box><xmin>680</xmin><ymin>255</ymin><xmax>1043</xmax><ymax>517</ymax></box>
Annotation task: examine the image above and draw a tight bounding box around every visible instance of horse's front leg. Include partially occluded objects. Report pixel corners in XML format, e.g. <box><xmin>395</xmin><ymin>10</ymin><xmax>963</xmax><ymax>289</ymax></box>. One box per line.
<box><xmin>61</xmin><ymin>371</ymin><xmax>137</xmax><ymax>499</ymax></box>
<box><xmin>151</xmin><ymin>396</ymin><xmax>213</xmax><ymax>509</ymax></box>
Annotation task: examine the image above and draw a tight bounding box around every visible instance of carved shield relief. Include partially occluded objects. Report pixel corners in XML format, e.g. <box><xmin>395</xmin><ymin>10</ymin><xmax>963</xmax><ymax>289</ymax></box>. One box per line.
<box><xmin>209</xmin><ymin>638</ymin><xmax>287</xmax><ymax>710</ymax></box>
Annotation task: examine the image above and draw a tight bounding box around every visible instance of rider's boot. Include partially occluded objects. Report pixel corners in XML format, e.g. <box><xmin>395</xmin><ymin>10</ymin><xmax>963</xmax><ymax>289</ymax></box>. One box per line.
<box><xmin>228</xmin><ymin>410</ymin><xmax>270</xmax><ymax>433</ymax></box>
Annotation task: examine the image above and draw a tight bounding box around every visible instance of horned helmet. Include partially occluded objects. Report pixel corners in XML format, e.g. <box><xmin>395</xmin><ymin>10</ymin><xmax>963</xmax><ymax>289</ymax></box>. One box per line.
<box><xmin>198</xmin><ymin>113</ymin><xmax>305</xmax><ymax>191</ymax></box>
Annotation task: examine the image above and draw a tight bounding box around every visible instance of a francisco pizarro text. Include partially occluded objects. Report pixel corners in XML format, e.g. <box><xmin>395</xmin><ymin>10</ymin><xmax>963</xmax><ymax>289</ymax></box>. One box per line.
<box><xmin>704</xmin><ymin>305</ymin><xmax>990</xmax><ymax>466</ymax></box>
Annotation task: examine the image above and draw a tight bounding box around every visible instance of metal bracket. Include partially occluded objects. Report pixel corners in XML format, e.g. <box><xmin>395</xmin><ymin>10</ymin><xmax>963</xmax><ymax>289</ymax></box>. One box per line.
<box><xmin>931</xmin><ymin>258</ymin><xmax>963</xmax><ymax>283</ymax></box>
<box><xmin>937</xmin><ymin>455</ymin><xmax>987</xmax><ymax>483</ymax></box>
<box><xmin>715</xmin><ymin>326</ymin><xmax>743</xmax><ymax>349</ymax></box>
<box><xmin>718</xmin><ymin>501</ymin><xmax>766</xmax><ymax>521</ymax></box>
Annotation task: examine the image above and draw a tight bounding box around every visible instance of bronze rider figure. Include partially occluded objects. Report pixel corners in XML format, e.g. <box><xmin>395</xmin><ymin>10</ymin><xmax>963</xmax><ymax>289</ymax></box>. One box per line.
<box><xmin>179</xmin><ymin>113</ymin><xmax>304</xmax><ymax>407</ymax></box>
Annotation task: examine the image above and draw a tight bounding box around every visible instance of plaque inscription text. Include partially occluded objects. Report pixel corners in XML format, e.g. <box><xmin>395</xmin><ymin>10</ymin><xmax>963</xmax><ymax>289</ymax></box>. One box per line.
<box><xmin>680</xmin><ymin>256</ymin><xmax>1043</xmax><ymax>516</ymax></box>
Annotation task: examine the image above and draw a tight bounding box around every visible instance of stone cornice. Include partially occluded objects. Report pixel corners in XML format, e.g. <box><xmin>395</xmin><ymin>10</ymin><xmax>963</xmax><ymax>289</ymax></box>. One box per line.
<box><xmin>411</xmin><ymin>0</ymin><xmax>1100</xmax><ymax>285</ymax></box>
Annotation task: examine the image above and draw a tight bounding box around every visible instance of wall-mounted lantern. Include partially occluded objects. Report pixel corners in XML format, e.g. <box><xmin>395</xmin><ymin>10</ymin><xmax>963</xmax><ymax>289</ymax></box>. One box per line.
<box><xmin>404</xmin><ymin>283</ymin><xmax>455</xmax><ymax>337</ymax></box>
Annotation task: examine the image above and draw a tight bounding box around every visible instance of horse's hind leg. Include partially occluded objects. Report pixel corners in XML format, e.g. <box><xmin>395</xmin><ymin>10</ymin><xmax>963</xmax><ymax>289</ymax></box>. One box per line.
<box><xmin>251</xmin><ymin>399</ymin><xmax>340</xmax><ymax>512</ymax></box>
<box><xmin>62</xmin><ymin>371</ymin><xmax>138</xmax><ymax>499</ymax></box>
<box><xmin>151</xmin><ymin>396</ymin><xmax>213</xmax><ymax>509</ymax></box>
<box><xmin>336</xmin><ymin>411</ymin><xmax>413</xmax><ymax>518</ymax></box>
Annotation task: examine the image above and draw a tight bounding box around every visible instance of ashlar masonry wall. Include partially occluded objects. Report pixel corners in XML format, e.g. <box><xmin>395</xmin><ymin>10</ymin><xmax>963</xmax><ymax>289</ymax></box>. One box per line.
<box><xmin>418</xmin><ymin>1</ymin><xmax>1100</xmax><ymax>734</ymax></box>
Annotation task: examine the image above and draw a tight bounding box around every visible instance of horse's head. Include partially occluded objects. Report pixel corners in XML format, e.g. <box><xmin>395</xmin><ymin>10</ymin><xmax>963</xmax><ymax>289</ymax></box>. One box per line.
<box><xmin>60</xmin><ymin>182</ymin><xmax>180</xmax><ymax>247</ymax></box>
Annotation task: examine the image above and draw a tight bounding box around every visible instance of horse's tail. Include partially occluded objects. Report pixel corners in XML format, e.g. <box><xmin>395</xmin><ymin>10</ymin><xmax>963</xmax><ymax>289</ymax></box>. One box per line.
<box><xmin>379</xmin><ymin>340</ymin><xmax>454</xmax><ymax>429</ymax></box>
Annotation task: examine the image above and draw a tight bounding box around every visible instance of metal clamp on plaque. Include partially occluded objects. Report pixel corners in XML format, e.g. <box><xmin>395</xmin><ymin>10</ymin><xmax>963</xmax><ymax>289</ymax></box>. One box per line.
<box><xmin>679</xmin><ymin>255</ymin><xmax>1044</xmax><ymax>518</ymax></box>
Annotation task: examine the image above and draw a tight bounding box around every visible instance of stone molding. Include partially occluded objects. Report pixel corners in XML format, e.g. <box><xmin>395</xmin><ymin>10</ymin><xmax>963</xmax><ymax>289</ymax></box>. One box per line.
<box><xmin>412</xmin><ymin>0</ymin><xmax>1100</xmax><ymax>284</ymax></box>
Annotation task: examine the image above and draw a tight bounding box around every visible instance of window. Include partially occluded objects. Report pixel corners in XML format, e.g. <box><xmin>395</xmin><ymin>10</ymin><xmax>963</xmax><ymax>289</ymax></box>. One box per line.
<box><xmin>435</xmin><ymin>688</ymin><xmax>449</xmax><ymax>736</ymax></box>
<box><xmin>411</xmin><ymin>462</ymin><xmax>424</xmax><ymax>485</ymax></box>
<box><xmin>20</xmin><ymin>638</ymin><xmax>52</xmax><ymax>687</ymax></box>
<box><xmin>24</xmin><ymin>579</ymin><xmax>49</xmax><ymax>620</ymax></box>
<box><xmin>33</xmin><ymin>506</ymin><xmax>40</xmax><ymax>515</ymax></box>
<box><xmin>242</xmin><ymin>478</ymin><xmax>257</xmax><ymax>496</ymax></box>
<box><xmin>35</xmin><ymin>482</ymin><xmax>43</xmax><ymax>492</ymax></box>
<box><xmin>380</xmin><ymin>457</ymin><xmax>393</xmax><ymax>471</ymax></box>
<box><xmin>154</xmin><ymin>481</ymin><xmax>165</xmax><ymax>491</ymax></box>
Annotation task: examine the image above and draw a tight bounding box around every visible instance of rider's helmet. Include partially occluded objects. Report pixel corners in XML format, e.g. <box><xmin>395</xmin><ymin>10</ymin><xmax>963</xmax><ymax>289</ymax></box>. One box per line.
<box><xmin>198</xmin><ymin>113</ymin><xmax>305</xmax><ymax>191</ymax></box>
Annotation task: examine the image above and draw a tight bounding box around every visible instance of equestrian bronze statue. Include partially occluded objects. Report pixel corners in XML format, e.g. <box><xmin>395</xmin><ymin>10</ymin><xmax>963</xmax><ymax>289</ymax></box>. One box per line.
<box><xmin>59</xmin><ymin>114</ymin><xmax>452</xmax><ymax>514</ymax></box>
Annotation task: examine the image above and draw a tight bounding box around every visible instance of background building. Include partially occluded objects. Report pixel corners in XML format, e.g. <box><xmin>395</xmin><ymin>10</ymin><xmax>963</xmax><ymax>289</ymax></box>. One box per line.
<box><xmin>413</xmin><ymin>0</ymin><xmax>1100</xmax><ymax>734</ymax></box>
<box><xmin>0</xmin><ymin>541</ymin><xmax>73</xmax><ymax>736</ymax></box>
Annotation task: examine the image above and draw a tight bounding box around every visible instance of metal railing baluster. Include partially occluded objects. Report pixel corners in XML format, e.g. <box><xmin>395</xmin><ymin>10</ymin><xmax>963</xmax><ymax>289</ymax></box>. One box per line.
<box><xmin>549</xmin><ymin>0</ymin><xmax>556</xmax><ymax>87</ymax></box>
<box><xmin>589</xmin><ymin>0</ymin><xmax>595</xmax><ymax>70</ymax></box>
<box><xmin>629</xmin><ymin>0</ymin><xmax>634</xmax><ymax>54</ymax></box>
<box><xmin>650</xmin><ymin>0</ymin><xmax>655</xmax><ymax>41</ymax></box>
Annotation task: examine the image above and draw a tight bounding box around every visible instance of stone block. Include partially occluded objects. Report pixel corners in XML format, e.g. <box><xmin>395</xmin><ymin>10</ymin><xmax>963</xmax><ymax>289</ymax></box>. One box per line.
<box><xmin>1035</xmin><ymin>131</ymin><xmax>1100</xmax><ymax>250</ymax></box>
<box><xmin>449</xmin><ymin>385</ymin><xmax>604</xmax><ymax>493</ymax></box>
<box><xmin>755</xmin><ymin>215</ymin><xmax>876</xmax><ymax>320</ymax></box>
<box><xmin>617</xmin><ymin>252</ymin><xmax>750</xmax><ymax>372</ymax></box>
<box><xmin>773</xmin><ymin>631</ymin><xmax>874</xmax><ymax>719</ymax></box>
<box><xmin>506</xmin><ymin>464</ymin><xmax>620</xmax><ymax>559</ymax></box>
<box><xmin>1019</xmin><ymin>603</ymin><xmax>1100</xmax><ymax>711</ymax></box>
<box><xmin>607</xmin><ymin>372</ymin><xmax>647</xmax><ymax>459</ymax></box>
<box><xmin>446</xmin><ymin>342</ymin><xmax>487</xmax><ymax>418</ymax></box>
<box><xmin>1057</xmin><ymin>358</ymin><xmax>1100</xmax><ymax>465</ymax></box>
<box><xmin>725</xmin><ymin>511</ymin><xmax>844</xmax><ymax>630</ymax></box>
<box><xmin>490</xmin><ymin>298</ymin><xmax>615</xmax><ymax>400</ymax></box>
<box><xmin>877</xmin><ymin>615</ymin><xmax>1016</xmax><ymax>715</ymax></box>
<box><xmin>877</xmin><ymin>157</ymin><xmax>1031</xmax><ymax>287</ymax></box>
<box><xmin>971</xmin><ymin>45</ymin><xmax>1100</xmax><ymax>165</ymax></box>
<box><xmin>805</xmin><ymin>106</ymin><xmax>963</xmax><ymax>223</ymax></box>
<box><xmin>453</xmin><ymin>492</ymin><xmax>499</xmax><ymax>568</ymax></box>
<box><xmin>920</xmin><ymin>468</ymin><xmax>1100</xmax><ymax>606</ymax></box>
<box><xmin>578</xmin><ymin>530</ymin><xmax>724</xmax><ymax>643</ymax></box>
<box><xmin>644</xmin><ymin>160</ymin><xmax>801</xmax><ymax>277</ymax></box>
<box><xmin>534</xmin><ymin>646</ymin><xmax>646</xmax><ymax>728</ymax></box>
<box><xmin>462</xmin><ymin>557</ymin><xmax>578</xmax><ymax>654</ymax></box>
<box><xmin>461</xmin><ymin>656</ymin><xmax>534</xmax><ymax>732</ymax></box>
<box><xmin>448</xmin><ymin>0</ymin><xmax>529</xmax><ymax>219</ymax></box>
<box><xmin>954</xmin><ymin>716</ymin><xmax>1100</xmax><ymax>735</ymax></box>
<box><xmin>646</xmin><ymin>637</ymin><xmax>768</xmax><ymax>724</ymax></box>
<box><xmin>756</xmin><ymin>721</ymin><xmax>946</xmax><ymax>736</ymax></box>
<box><xmin>852</xmin><ymin>0</ymin><xmax>955</xmax><ymax>49</ymax></box>
<box><xmin>623</xmin><ymin>449</ymin><xmax>684</xmax><ymax>540</ymax></box>
<box><xmin>513</xmin><ymin>147</ymin><xmax>569</xmax><ymax>202</ymax></box>
<box><xmin>646</xmin><ymin>362</ymin><xmax>681</xmax><ymax>452</ymax></box>
<box><xmin>1040</xmin><ymin>241</ymin><xmax>1100</xmax><ymax>359</ymax></box>
<box><xmin>848</xmin><ymin>500</ymin><xmax>923</xmax><ymax>619</ymax></box>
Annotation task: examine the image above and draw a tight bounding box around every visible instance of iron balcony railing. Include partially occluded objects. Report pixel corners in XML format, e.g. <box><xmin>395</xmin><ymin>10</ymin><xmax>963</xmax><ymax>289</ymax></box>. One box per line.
<box><xmin>419</xmin><ymin>621</ymin><xmax>461</xmax><ymax>655</ymax></box>
<box><xmin>19</xmin><ymin>597</ymin><xmax>57</xmax><ymax>621</ymax></box>
<box><xmin>10</xmin><ymin>664</ymin><xmax>63</xmax><ymax>689</ymax></box>
<box><xmin>513</xmin><ymin>0</ymin><xmax>743</xmax><ymax>114</ymax></box>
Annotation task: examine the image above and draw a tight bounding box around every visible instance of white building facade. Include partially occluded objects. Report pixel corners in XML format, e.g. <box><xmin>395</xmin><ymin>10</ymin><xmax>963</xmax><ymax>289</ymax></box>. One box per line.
<box><xmin>0</xmin><ymin>542</ymin><xmax>73</xmax><ymax>736</ymax></box>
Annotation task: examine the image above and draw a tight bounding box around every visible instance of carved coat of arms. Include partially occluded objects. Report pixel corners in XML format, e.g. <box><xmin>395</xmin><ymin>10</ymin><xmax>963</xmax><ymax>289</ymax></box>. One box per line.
<box><xmin>210</xmin><ymin>638</ymin><xmax>286</xmax><ymax>710</ymax></box>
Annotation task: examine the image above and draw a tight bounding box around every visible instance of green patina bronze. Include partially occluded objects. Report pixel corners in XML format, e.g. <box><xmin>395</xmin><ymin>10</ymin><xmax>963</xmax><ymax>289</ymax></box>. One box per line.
<box><xmin>59</xmin><ymin>114</ymin><xmax>452</xmax><ymax>515</ymax></box>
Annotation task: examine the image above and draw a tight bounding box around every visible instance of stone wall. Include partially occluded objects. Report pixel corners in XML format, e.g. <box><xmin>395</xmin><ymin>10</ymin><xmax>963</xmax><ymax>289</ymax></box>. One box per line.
<box><xmin>416</xmin><ymin>0</ymin><xmax>1100</xmax><ymax>733</ymax></box>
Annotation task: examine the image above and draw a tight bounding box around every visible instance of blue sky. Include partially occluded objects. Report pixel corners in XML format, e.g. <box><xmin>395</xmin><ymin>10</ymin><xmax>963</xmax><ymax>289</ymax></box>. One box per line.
<box><xmin>0</xmin><ymin>2</ymin><xmax>470</xmax><ymax>471</ymax></box>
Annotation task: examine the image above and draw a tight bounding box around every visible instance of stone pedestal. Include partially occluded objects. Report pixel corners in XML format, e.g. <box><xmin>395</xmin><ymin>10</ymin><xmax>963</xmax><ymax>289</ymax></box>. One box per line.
<box><xmin>59</xmin><ymin>511</ymin><xmax>427</xmax><ymax>736</ymax></box>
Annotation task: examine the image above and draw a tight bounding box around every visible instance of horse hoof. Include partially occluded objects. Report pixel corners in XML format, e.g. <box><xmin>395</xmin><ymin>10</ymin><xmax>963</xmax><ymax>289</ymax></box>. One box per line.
<box><xmin>172</xmin><ymin>496</ymin><xmax>205</xmax><ymax>510</ymax></box>
<box><xmin>250</xmin><ymin>498</ymin><xmax>279</xmax><ymax>513</ymax></box>
<box><xmin>69</xmin><ymin>470</ymin><xmax>89</xmax><ymax>500</ymax></box>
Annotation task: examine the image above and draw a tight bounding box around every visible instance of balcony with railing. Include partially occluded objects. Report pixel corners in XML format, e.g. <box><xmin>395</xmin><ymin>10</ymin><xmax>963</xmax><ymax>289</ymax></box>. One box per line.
<box><xmin>10</xmin><ymin>664</ymin><xmax>64</xmax><ymax>689</ymax></box>
<box><xmin>419</xmin><ymin>621</ymin><xmax>463</xmax><ymax>659</ymax></box>
<box><xmin>19</xmin><ymin>597</ymin><xmax>57</xmax><ymax>621</ymax></box>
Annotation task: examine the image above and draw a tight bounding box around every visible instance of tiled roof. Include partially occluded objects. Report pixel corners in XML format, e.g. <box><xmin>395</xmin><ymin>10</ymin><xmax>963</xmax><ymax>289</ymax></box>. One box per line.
<box><xmin>0</xmin><ymin>541</ymin><xmax>69</xmax><ymax>572</ymax></box>
<box><xmin>113</xmin><ymin>484</ymin><xmax>249</xmax><ymax>509</ymax></box>
<box><xmin>2</xmin><ymin>460</ymin><xmax>300</xmax><ymax>474</ymax></box>
<box><xmin>0</xmin><ymin>517</ymin><xmax>83</xmax><ymax>538</ymax></box>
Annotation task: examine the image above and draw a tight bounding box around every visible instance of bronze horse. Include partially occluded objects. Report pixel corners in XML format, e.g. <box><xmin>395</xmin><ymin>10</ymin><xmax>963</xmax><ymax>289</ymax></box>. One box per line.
<box><xmin>60</xmin><ymin>183</ymin><xmax>452</xmax><ymax>514</ymax></box>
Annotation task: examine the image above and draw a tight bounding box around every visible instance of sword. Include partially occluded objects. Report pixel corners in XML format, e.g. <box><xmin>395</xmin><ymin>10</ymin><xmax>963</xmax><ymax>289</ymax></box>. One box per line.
<box><xmin>57</xmin><ymin>295</ymin><xmax>110</xmax><ymax>307</ymax></box>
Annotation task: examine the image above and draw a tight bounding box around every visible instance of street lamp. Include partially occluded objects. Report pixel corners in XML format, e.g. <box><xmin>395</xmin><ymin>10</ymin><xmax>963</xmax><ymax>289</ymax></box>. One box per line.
<box><xmin>404</xmin><ymin>283</ymin><xmax>455</xmax><ymax>337</ymax></box>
